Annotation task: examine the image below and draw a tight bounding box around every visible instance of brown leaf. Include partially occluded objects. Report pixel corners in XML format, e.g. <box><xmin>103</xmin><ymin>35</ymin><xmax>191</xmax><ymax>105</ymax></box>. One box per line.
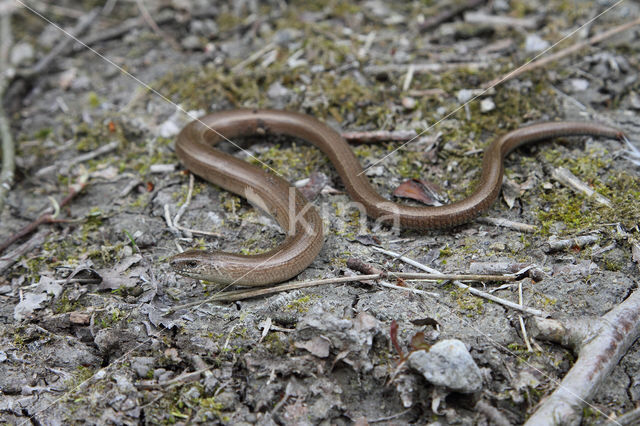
<box><xmin>393</xmin><ymin>179</ymin><xmax>445</xmax><ymax>206</ymax></box>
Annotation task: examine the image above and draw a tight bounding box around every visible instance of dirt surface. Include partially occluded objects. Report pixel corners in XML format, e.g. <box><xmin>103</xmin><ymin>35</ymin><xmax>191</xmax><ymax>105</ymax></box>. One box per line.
<box><xmin>1</xmin><ymin>0</ymin><xmax>640</xmax><ymax>424</ymax></box>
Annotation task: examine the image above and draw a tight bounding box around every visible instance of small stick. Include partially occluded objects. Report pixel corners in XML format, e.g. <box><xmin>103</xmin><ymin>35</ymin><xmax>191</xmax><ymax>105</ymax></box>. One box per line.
<box><xmin>485</xmin><ymin>16</ymin><xmax>640</xmax><ymax>88</ymax></box>
<box><xmin>551</xmin><ymin>167</ymin><xmax>612</xmax><ymax>207</ymax></box>
<box><xmin>402</xmin><ymin>64</ymin><xmax>415</xmax><ymax>92</ymax></box>
<box><xmin>231</xmin><ymin>42</ymin><xmax>275</xmax><ymax>72</ymax></box>
<box><xmin>172</xmin><ymin>173</ymin><xmax>221</xmax><ymax>237</ymax></box>
<box><xmin>518</xmin><ymin>281</ymin><xmax>533</xmax><ymax>352</ymax></box>
<box><xmin>543</xmin><ymin>234</ymin><xmax>599</xmax><ymax>253</ymax></box>
<box><xmin>347</xmin><ymin>258</ymin><xmax>516</xmax><ymax>282</ymax></box>
<box><xmin>341</xmin><ymin>129</ymin><xmax>418</xmax><ymax>143</ymax></box>
<box><xmin>173</xmin><ymin>173</ymin><xmax>194</xmax><ymax>225</ymax></box>
<box><xmin>464</xmin><ymin>12</ymin><xmax>539</xmax><ymax>29</ymax></box>
<box><xmin>364</xmin><ymin>62</ymin><xmax>489</xmax><ymax>75</ymax></box>
<box><xmin>617</xmin><ymin>406</ymin><xmax>640</xmax><ymax>426</ymax></box>
<box><xmin>377</xmin><ymin>280</ymin><xmax>438</xmax><ymax>297</ymax></box>
<box><xmin>476</xmin><ymin>216</ymin><xmax>537</xmax><ymax>233</ymax></box>
<box><xmin>164</xmin><ymin>274</ymin><xmax>382</xmax><ymax>313</ymax></box>
<box><xmin>371</xmin><ymin>247</ymin><xmax>549</xmax><ymax>317</ymax></box>
<box><xmin>0</xmin><ymin>176</ymin><xmax>87</xmax><ymax>254</ymax></box>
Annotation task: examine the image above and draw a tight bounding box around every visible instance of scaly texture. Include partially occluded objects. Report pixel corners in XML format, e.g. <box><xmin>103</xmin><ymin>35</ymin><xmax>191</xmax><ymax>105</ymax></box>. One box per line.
<box><xmin>169</xmin><ymin>109</ymin><xmax>623</xmax><ymax>286</ymax></box>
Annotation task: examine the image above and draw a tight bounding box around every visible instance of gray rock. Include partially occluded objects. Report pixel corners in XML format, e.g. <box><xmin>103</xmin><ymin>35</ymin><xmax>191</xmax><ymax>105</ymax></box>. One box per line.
<box><xmin>525</xmin><ymin>34</ymin><xmax>549</xmax><ymax>52</ymax></box>
<box><xmin>266</xmin><ymin>82</ymin><xmax>292</xmax><ymax>107</ymax></box>
<box><xmin>10</xmin><ymin>42</ymin><xmax>34</xmax><ymax>66</ymax></box>
<box><xmin>181</xmin><ymin>35</ymin><xmax>201</xmax><ymax>50</ymax></box>
<box><xmin>408</xmin><ymin>339</ymin><xmax>483</xmax><ymax>393</ymax></box>
<box><xmin>480</xmin><ymin>98</ymin><xmax>495</xmax><ymax>113</ymax></box>
<box><xmin>131</xmin><ymin>356</ymin><xmax>155</xmax><ymax>378</ymax></box>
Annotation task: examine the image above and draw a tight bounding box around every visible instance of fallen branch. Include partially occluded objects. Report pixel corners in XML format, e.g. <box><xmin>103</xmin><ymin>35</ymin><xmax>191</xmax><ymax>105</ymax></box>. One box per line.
<box><xmin>370</xmin><ymin>246</ymin><xmax>549</xmax><ymax>317</ymax></box>
<box><xmin>485</xmin><ymin>16</ymin><xmax>640</xmax><ymax>88</ymax></box>
<box><xmin>525</xmin><ymin>288</ymin><xmax>640</xmax><ymax>424</ymax></box>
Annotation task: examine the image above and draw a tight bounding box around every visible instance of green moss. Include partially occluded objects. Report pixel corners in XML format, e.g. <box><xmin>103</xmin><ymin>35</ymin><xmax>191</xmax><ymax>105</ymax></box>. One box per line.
<box><xmin>96</xmin><ymin>308</ymin><xmax>126</xmax><ymax>329</ymax></box>
<box><xmin>87</xmin><ymin>92</ymin><xmax>101</xmax><ymax>108</ymax></box>
<box><xmin>53</xmin><ymin>291</ymin><xmax>80</xmax><ymax>314</ymax></box>
<box><xmin>263</xmin><ymin>333</ymin><xmax>288</xmax><ymax>355</ymax></box>
<box><xmin>284</xmin><ymin>295</ymin><xmax>315</xmax><ymax>313</ymax></box>
<box><xmin>603</xmin><ymin>255</ymin><xmax>623</xmax><ymax>272</ymax></box>
<box><xmin>537</xmin><ymin>169</ymin><xmax>640</xmax><ymax>236</ymax></box>
<box><xmin>451</xmin><ymin>287</ymin><xmax>484</xmax><ymax>316</ymax></box>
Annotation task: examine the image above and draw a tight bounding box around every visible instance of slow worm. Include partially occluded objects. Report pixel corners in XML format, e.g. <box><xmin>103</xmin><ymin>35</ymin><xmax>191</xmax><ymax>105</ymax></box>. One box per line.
<box><xmin>169</xmin><ymin>109</ymin><xmax>623</xmax><ymax>286</ymax></box>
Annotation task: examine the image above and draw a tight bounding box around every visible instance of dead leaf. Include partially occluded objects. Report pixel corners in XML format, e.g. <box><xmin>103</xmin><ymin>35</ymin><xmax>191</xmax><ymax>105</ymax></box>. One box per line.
<box><xmin>393</xmin><ymin>179</ymin><xmax>445</xmax><ymax>206</ymax></box>
<box><xmin>294</xmin><ymin>335</ymin><xmax>331</xmax><ymax>358</ymax></box>
<box><xmin>14</xmin><ymin>293</ymin><xmax>49</xmax><ymax>321</ymax></box>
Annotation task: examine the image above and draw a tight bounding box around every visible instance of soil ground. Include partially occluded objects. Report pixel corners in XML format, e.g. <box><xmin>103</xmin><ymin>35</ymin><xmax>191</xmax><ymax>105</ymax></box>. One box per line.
<box><xmin>1</xmin><ymin>0</ymin><xmax>639</xmax><ymax>424</ymax></box>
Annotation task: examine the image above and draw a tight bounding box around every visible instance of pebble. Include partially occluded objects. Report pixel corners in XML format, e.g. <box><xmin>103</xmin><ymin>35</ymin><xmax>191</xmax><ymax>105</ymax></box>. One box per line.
<box><xmin>456</xmin><ymin>89</ymin><xmax>473</xmax><ymax>103</ymax></box>
<box><xmin>131</xmin><ymin>357</ymin><xmax>155</xmax><ymax>378</ymax></box>
<box><xmin>10</xmin><ymin>42</ymin><xmax>34</xmax><ymax>66</ymax></box>
<box><xmin>480</xmin><ymin>98</ymin><xmax>495</xmax><ymax>113</ymax></box>
<box><xmin>570</xmin><ymin>78</ymin><xmax>589</xmax><ymax>91</ymax></box>
<box><xmin>408</xmin><ymin>339</ymin><xmax>483</xmax><ymax>393</ymax></box>
<box><xmin>181</xmin><ymin>35</ymin><xmax>201</xmax><ymax>50</ymax></box>
<box><xmin>402</xmin><ymin>96</ymin><xmax>417</xmax><ymax>109</ymax></box>
<box><xmin>525</xmin><ymin>34</ymin><xmax>549</xmax><ymax>52</ymax></box>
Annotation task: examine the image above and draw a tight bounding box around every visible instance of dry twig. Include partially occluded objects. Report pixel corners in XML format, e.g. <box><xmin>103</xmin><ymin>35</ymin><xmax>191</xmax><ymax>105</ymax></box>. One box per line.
<box><xmin>370</xmin><ymin>246</ymin><xmax>549</xmax><ymax>317</ymax></box>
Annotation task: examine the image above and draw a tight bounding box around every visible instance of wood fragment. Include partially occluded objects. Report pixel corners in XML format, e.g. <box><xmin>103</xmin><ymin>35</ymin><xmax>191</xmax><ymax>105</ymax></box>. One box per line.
<box><xmin>525</xmin><ymin>289</ymin><xmax>640</xmax><ymax>425</ymax></box>
<box><xmin>543</xmin><ymin>234</ymin><xmax>599</xmax><ymax>253</ymax></box>
<box><xmin>341</xmin><ymin>129</ymin><xmax>417</xmax><ymax>143</ymax></box>
<box><xmin>476</xmin><ymin>216</ymin><xmax>537</xmax><ymax>233</ymax></box>
<box><xmin>364</xmin><ymin>61</ymin><xmax>490</xmax><ymax>75</ymax></box>
<box><xmin>464</xmin><ymin>12</ymin><xmax>539</xmax><ymax>29</ymax></box>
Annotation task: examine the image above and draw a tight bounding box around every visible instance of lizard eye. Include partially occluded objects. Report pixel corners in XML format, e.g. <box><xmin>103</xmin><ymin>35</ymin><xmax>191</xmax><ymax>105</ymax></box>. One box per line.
<box><xmin>186</xmin><ymin>260</ymin><xmax>198</xmax><ymax>268</ymax></box>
